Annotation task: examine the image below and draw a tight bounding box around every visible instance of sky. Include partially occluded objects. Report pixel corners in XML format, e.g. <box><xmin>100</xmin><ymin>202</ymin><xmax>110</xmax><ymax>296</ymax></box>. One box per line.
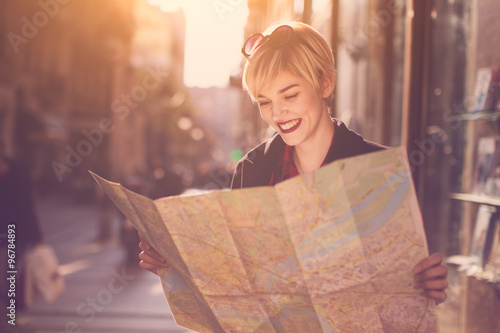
<box><xmin>148</xmin><ymin>0</ymin><xmax>249</xmax><ymax>88</ymax></box>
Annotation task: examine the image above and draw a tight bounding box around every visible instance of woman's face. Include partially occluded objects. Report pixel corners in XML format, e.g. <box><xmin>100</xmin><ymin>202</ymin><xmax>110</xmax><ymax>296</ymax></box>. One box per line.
<box><xmin>257</xmin><ymin>70</ymin><xmax>333</xmax><ymax>148</ymax></box>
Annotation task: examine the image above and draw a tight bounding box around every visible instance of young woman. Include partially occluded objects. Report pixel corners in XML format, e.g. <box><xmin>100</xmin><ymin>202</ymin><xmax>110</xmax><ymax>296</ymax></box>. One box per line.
<box><xmin>139</xmin><ymin>21</ymin><xmax>448</xmax><ymax>304</ymax></box>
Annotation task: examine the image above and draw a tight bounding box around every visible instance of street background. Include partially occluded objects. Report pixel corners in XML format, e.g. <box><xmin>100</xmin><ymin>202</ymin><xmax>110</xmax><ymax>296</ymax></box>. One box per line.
<box><xmin>1</xmin><ymin>0</ymin><xmax>500</xmax><ymax>332</ymax></box>
<box><xmin>18</xmin><ymin>193</ymin><xmax>190</xmax><ymax>333</ymax></box>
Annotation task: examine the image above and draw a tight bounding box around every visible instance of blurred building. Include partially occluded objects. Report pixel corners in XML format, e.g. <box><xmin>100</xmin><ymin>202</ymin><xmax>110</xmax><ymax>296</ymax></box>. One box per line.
<box><xmin>109</xmin><ymin>0</ymin><xmax>189</xmax><ymax>186</ymax></box>
<box><xmin>335</xmin><ymin>0</ymin><xmax>406</xmax><ymax>146</ymax></box>
<box><xmin>0</xmin><ymin>0</ymin><xmax>202</xmax><ymax>196</ymax></box>
<box><xmin>186</xmin><ymin>86</ymin><xmax>240</xmax><ymax>189</ymax></box>
<box><xmin>0</xmin><ymin>0</ymin><xmax>135</xmax><ymax>196</ymax></box>
<box><xmin>129</xmin><ymin>2</ymin><xmax>227</xmax><ymax>190</ymax></box>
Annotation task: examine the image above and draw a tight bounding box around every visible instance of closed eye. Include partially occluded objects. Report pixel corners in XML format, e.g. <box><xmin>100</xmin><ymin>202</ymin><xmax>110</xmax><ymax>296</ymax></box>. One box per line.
<box><xmin>258</xmin><ymin>100</ymin><xmax>270</xmax><ymax>107</ymax></box>
<box><xmin>285</xmin><ymin>93</ymin><xmax>298</xmax><ymax>100</ymax></box>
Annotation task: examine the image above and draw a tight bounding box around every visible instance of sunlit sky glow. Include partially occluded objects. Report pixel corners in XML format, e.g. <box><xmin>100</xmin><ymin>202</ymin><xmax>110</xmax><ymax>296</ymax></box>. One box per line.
<box><xmin>148</xmin><ymin>0</ymin><xmax>249</xmax><ymax>88</ymax></box>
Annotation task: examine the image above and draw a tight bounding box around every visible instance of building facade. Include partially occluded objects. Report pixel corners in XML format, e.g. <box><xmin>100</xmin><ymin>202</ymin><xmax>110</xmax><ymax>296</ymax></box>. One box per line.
<box><xmin>0</xmin><ymin>0</ymin><xmax>192</xmax><ymax>196</ymax></box>
<box><xmin>0</xmin><ymin>0</ymin><xmax>135</xmax><ymax>195</ymax></box>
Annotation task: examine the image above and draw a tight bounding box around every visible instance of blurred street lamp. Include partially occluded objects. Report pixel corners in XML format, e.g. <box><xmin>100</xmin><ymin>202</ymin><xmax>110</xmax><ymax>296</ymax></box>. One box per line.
<box><xmin>169</xmin><ymin>91</ymin><xmax>186</xmax><ymax>109</ymax></box>
<box><xmin>177</xmin><ymin>117</ymin><xmax>193</xmax><ymax>131</ymax></box>
<box><xmin>190</xmin><ymin>128</ymin><xmax>204</xmax><ymax>141</ymax></box>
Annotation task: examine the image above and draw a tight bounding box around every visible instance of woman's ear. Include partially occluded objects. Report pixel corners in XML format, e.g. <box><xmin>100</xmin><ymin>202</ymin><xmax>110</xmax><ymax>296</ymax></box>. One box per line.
<box><xmin>320</xmin><ymin>74</ymin><xmax>335</xmax><ymax>99</ymax></box>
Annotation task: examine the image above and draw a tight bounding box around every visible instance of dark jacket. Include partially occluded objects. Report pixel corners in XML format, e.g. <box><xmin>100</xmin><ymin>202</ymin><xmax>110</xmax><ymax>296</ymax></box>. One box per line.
<box><xmin>0</xmin><ymin>158</ymin><xmax>42</xmax><ymax>254</ymax></box>
<box><xmin>231</xmin><ymin>119</ymin><xmax>387</xmax><ymax>189</ymax></box>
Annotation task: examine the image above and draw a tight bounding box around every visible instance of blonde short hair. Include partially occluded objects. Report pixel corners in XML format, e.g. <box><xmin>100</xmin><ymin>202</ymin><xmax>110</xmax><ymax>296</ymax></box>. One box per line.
<box><xmin>242</xmin><ymin>21</ymin><xmax>336</xmax><ymax>105</ymax></box>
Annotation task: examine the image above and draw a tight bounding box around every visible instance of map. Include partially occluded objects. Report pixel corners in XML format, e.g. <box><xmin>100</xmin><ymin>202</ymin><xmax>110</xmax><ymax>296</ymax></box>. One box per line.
<box><xmin>91</xmin><ymin>147</ymin><xmax>438</xmax><ymax>332</ymax></box>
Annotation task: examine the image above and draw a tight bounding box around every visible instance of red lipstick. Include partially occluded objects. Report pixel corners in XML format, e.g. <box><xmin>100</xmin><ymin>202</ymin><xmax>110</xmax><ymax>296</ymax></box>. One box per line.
<box><xmin>278</xmin><ymin>119</ymin><xmax>302</xmax><ymax>134</ymax></box>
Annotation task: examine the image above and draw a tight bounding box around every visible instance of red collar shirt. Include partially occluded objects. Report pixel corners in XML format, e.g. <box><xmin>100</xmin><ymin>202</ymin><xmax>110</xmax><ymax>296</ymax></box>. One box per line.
<box><xmin>268</xmin><ymin>132</ymin><xmax>335</xmax><ymax>186</ymax></box>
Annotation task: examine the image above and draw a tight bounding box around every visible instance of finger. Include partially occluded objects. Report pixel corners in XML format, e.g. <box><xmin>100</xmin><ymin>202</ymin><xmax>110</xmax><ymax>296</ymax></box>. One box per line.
<box><xmin>139</xmin><ymin>258</ymin><xmax>170</xmax><ymax>275</ymax></box>
<box><xmin>138</xmin><ymin>250</ymin><xmax>167</xmax><ymax>267</ymax></box>
<box><xmin>423</xmin><ymin>290</ymin><xmax>447</xmax><ymax>303</ymax></box>
<box><xmin>138</xmin><ymin>241</ymin><xmax>150</xmax><ymax>252</ymax></box>
<box><xmin>414</xmin><ymin>253</ymin><xmax>443</xmax><ymax>273</ymax></box>
<box><xmin>139</xmin><ymin>250</ymin><xmax>169</xmax><ymax>268</ymax></box>
<box><xmin>416</xmin><ymin>265</ymin><xmax>448</xmax><ymax>282</ymax></box>
<box><xmin>138</xmin><ymin>232</ymin><xmax>164</xmax><ymax>261</ymax></box>
<box><xmin>138</xmin><ymin>240</ymin><xmax>164</xmax><ymax>260</ymax></box>
<box><xmin>138</xmin><ymin>232</ymin><xmax>151</xmax><ymax>248</ymax></box>
<box><xmin>417</xmin><ymin>278</ymin><xmax>448</xmax><ymax>291</ymax></box>
<box><xmin>139</xmin><ymin>243</ymin><xmax>167</xmax><ymax>263</ymax></box>
<box><xmin>139</xmin><ymin>260</ymin><xmax>160</xmax><ymax>275</ymax></box>
<box><xmin>149</xmin><ymin>249</ymin><xmax>166</xmax><ymax>263</ymax></box>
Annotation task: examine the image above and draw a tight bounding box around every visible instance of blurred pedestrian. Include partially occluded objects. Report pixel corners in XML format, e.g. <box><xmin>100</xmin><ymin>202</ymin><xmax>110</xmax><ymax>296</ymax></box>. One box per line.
<box><xmin>0</xmin><ymin>139</ymin><xmax>43</xmax><ymax>311</ymax></box>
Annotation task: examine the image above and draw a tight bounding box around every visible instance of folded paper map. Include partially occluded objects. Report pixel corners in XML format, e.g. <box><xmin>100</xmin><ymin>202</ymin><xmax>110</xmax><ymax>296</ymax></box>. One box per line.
<box><xmin>91</xmin><ymin>147</ymin><xmax>438</xmax><ymax>333</ymax></box>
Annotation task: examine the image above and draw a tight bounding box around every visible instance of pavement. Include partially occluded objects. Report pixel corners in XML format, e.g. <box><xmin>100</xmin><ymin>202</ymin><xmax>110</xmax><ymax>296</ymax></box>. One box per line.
<box><xmin>14</xmin><ymin>193</ymin><xmax>192</xmax><ymax>333</ymax></box>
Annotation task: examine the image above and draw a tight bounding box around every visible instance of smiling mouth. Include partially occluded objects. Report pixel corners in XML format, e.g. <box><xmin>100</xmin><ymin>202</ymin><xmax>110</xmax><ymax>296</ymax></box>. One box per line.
<box><xmin>278</xmin><ymin>119</ymin><xmax>301</xmax><ymax>133</ymax></box>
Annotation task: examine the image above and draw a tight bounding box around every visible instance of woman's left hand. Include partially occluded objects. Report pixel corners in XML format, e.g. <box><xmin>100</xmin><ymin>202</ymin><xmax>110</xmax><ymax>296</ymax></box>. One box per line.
<box><xmin>414</xmin><ymin>253</ymin><xmax>449</xmax><ymax>304</ymax></box>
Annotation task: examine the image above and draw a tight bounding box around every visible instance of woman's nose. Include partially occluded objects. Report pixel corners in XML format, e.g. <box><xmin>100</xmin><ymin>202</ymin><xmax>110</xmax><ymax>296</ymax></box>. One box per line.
<box><xmin>272</xmin><ymin>101</ymin><xmax>287</xmax><ymax>121</ymax></box>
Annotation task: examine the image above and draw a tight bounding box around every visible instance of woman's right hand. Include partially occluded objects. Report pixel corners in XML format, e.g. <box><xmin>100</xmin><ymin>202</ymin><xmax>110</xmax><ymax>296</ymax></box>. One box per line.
<box><xmin>138</xmin><ymin>233</ymin><xmax>170</xmax><ymax>275</ymax></box>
